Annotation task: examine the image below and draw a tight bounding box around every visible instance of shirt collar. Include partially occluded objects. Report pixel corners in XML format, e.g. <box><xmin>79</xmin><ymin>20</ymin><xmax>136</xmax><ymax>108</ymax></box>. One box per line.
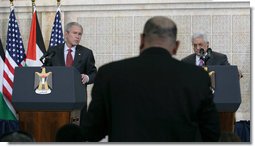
<box><xmin>64</xmin><ymin>43</ymin><xmax>76</xmax><ymax>52</ymax></box>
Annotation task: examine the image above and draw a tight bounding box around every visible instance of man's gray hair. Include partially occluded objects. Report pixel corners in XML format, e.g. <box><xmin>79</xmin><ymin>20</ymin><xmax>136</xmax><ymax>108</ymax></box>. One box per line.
<box><xmin>192</xmin><ymin>32</ymin><xmax>208</xmax><ymax>44</ymax></box>
<box><xmin>64</xmin><ymin>22</ymin><xmax>83</xmax><ymax>34</ymax></box>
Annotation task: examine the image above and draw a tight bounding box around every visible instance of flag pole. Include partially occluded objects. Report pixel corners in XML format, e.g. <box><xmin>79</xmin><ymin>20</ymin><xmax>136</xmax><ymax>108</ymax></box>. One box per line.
<box><xmin>10</xmin><ymin>0</ymin><xmax>14</xmax><ymax>7</ymax></box>
<box><xmin>57</xmin><ymin>0</ymin><xmax>61</xmax><ymax>7</ymax></box>
<box><xmin>9</xmin><ymin>0</ymin><xmax>14</xmax><ymax>11</ymax></box>
<box><xmin>32</xmin><ymin>0</ymin><xmax>35</xmax><ymax>13</ymax></box>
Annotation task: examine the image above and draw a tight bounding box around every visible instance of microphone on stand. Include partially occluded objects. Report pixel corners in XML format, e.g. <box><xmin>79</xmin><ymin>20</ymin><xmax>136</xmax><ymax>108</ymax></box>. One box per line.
<box><xmin>40</xmin><ymin>51</ymin><xmax>55</xmax><ymax>66</ymax></box>
<box><xmin>207</xmin><ymin>48</ymin><xmax>212</xmax><ymax>57</ymax></box>
<box><xmin>199</xmin><ymin>48</ymin><xmax>205</xmax><ymax>57</ymax></box>
<box><xmin>204</xmin><ymin>48</ymin><xmax>212</xmax><ymax>65</ymax></box>
<box><xmin>40</xmin><ymin>52</ymin><xmax>49</xmax><ymax>63</ymax></box>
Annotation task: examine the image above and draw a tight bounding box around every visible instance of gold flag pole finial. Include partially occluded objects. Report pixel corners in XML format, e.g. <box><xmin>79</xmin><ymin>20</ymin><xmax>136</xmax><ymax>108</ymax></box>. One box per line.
<box><xmin>57</xmin><ymin>0</ymin><xmax>61</xmax><ymax>7</ymax></box>
<box><xmin>10</xmin><ymin>0</ymin><xmax>14</xmax><ymax>7</ymax></box>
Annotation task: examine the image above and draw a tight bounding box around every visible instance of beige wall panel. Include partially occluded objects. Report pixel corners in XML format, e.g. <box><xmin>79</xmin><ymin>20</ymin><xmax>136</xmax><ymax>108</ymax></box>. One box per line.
<box><xmin>233</xmin><ymin>54</ymin><xmax>251</xmax><ymax>74</ymax></box>
<box><xmin>236</xmin><ymin>93</ymin><xmax>251</xmax><ymax>120</ymax></box>
<box><xmin>192</xmin><ymin>15</ymin><xmax>211</xmax><ymax>34</ymax></box>
<box><xmin>233</xmin><ymin>33</ymin><xmax>250</xmax><ymax>53</ymax></box>
<box><xmin>211</xmin><ymin>34</ymin><xmax>231</xmax><ymax>54</ymax></box>
<box><xmin>41</xmin><ymin>11</ymin><xmax>58</xmax><ymax>50</ymax></box>
<box><xmin>176</xmin><ymin>34</ymin><xmax>192</xmax><ymax>53</ymax></box>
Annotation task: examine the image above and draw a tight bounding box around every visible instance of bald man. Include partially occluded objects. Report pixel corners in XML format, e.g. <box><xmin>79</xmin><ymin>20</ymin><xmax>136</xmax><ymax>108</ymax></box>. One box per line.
<box><xmin>81</xmin><ymin>16</ymin><xmax>220</xmax><ymax>142</ymax></box>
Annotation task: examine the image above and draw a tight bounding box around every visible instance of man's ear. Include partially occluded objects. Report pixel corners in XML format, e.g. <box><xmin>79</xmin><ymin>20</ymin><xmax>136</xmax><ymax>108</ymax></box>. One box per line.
<box><xmin>139</xmin><ymin>33</ymin><xmax>145</xmax><ymax>52</ymax></box>
<box><xmin>172</xmin><ymin>40</ymin><xmax>179</xmax><ymax>55</ymax></box>
<box><xmin>64</xmin><ymin>32</ymin><xmax>68</xmax><ymax>39</ymax></box>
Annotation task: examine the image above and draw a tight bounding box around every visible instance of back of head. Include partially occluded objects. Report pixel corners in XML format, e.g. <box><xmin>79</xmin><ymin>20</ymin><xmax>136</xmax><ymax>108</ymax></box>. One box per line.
<box><xmin>141</xmin><ymin>16</ymin><xmax>178</xmax><ymax>54</ymax></box>
<box><xmin>55</xmin><ymin>123</ymin><xmax>83</xmax><ymax>142</ymax></box>
<box><xmin>143</xmin><ymin>16</ymin><xmax>177</xmax><ymax>40</ymax></box>
<box><xmin>0</xmin><ymin>131</ymin><xmax>34</xmax><ymax>142</ymax></box>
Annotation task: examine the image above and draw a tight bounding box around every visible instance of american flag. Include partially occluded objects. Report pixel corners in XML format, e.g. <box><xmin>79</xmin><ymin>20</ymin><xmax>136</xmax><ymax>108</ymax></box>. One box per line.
<box><xmin>49</xmin><ymin>7</ymin><xmax>64</xmax><ymax>48</ymax></box>
<box><xmin>3</xmin><ymin>7</ymin><xmax>26</xmax><ymax>112</ymax></box>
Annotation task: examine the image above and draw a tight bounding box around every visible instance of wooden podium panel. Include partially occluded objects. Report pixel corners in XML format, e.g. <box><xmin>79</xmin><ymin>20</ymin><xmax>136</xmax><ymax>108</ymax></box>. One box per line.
<box><xmin>18</xmin><ymin>111</ymin><xmax>70</xmax><ymax>142</ymax></box>
<box><xmin>219</xmin><ymin>112</ymin><xmax>235</xmax><ymax>132</ymax></box>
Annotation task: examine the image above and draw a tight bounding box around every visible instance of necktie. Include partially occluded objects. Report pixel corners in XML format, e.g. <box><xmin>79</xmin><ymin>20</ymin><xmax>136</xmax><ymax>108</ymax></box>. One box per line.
<box><xmin>66</xmin><ymin>49</ymin><xmax>73</xmax><ymax>67</ymax></box>
<box><xmin>198</xmin><ymin>58</ymin><xmax>204</xmax><ymax>66</ymax></box>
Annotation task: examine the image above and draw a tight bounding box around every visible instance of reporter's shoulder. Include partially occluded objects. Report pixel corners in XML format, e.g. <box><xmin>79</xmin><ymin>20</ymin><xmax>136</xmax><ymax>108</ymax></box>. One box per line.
<box><xmin>181</xmin><ymin>61</ymin><xmax>209</xmax><ymax>78</ymax></box>
<box><xmin>98</xmin><ymin>57</ymin><xmax>136</xmax><ymax>72</ymax></box>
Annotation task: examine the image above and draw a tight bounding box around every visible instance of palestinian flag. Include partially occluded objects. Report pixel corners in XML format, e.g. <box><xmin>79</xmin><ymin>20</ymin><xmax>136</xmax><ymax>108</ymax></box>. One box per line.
<box><xmin>26</xmin><ymin>10</ymin><xmax>46</xmax><ymax>66</ymax></box>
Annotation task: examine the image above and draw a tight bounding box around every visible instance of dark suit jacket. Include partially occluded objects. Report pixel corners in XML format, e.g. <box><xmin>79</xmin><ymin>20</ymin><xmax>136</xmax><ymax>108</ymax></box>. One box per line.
<box><xmin>81</xmin><ymin>47</ymin><xmax>220</xmax><ymax>142</ymax></box>
<box><xmin>181</xmin><ymin>51</ymin><xmax>230</xmax><ymax>66</ymax></box>
<box><xmin>46</xmin><ymin>43</ymin><xmax>97</xmax><ymax>115</ymax></box>
<box><xmin>47</xmin><ymin>43</ymin><xmax>97</xmax><ymax>84</ymax></box>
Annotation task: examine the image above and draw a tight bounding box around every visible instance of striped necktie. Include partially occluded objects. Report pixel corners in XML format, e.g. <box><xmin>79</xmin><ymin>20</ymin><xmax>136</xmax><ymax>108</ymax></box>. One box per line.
<box><xmin>198</xmin><ymin>58</ymin><xmax>204</xmax><ymax>66</ymax></box>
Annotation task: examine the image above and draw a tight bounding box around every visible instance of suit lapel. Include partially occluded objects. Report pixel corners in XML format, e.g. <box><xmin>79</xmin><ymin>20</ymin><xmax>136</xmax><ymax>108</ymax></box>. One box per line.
<box><xmin>58</xmin><ymin>44</ymin><xmax>65</xmax><ymax>66</ymax></box>
<box><xmin>73</xmin><ymin>46</ymin><xmax>82</xmax><ymax>67</ymax></box>
<box><xmin>206</xmin><ymin>52</ymin><xmax>214</xmax><ymax>65</ymax></box>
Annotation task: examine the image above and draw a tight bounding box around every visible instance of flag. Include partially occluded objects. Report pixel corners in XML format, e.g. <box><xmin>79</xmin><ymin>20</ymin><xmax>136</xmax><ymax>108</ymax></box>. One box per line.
<box><xmin>0</xmin><ymin>7</ymin><xmax>25</xmax><ymax>136</ymax></box>
<box><xmin>0</xmin><ymin>38</ymin><xmax>11</xmax><ymax>120</ymax></box>
<box><xmin>26</xmin><ymin>7</ymin><xmax>46</xmax><ymax>66</ymax></box>
<box><xmin>0</xmin><ymin>38</ymin><xmax>10</xmax><ymax>120</ymax></box>
<box><xmin>0</xmin><ymin>38</ymin><xmax>4</xmax><ymax>61</ymax></box>
<box><xmin>48</xmin><ymin>7</ymin><xmax>64</xmax><ymax>48</ymax></box>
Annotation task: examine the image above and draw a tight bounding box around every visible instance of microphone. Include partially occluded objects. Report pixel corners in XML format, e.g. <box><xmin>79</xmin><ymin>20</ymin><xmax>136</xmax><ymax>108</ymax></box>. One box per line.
<box><xmin>40</xmin><ymin>52</ymin><xmax>49</xmax><ymax>63</ymax></box>
<box><xmin>204</xmin><ymin>48</ymin><xmax>212</xmax><ymax>65</ymax></box>
<box><xmin>40</xmin><ymin>51</ymin><xmax>55</xmax><ymax>65</ymax></box>
<box><xmin>199</xmin><ymin>48</ymin><xmax>205</xmax><ymax>57</ymax></box>
<box><xmin>207</xmin><ymin>48</ymin><xmax>212</xmax><ymax>57</ymax></box>
<box><xmin>45</xmin><ymin>51</ymin><xmax>55</xmax><ymax>59</ymax></box>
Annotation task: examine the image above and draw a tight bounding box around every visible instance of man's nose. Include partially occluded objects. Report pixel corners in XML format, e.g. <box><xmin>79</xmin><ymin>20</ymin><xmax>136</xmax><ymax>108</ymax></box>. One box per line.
<box><xmin>195</xmin><ymin>46</ymin><xmax>201</xmax><ymax>50</ymax></box>
<box><xmin>75</xmin><ymin>35</ymin><xmax>80</xmax><ymax>39</ymax></box>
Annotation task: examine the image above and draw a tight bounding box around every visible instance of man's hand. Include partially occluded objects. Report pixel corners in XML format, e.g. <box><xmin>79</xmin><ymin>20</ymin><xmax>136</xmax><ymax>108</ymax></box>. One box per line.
<box><xmin>81</xmin><ymin>74</ymin><xmax>89</xmax><ymax>84</ymax></box>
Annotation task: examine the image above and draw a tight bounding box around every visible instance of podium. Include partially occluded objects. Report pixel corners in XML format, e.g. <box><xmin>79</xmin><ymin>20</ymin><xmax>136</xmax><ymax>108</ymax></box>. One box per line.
<box><xmin>12</xmin><ymin>67</ymin><xmax>86</xmax><ymax>142</ymax></box>
<box><xmin>207</xmin><ymin>65</ymin><xmax>241</xmax><ymax>132</ymax></box>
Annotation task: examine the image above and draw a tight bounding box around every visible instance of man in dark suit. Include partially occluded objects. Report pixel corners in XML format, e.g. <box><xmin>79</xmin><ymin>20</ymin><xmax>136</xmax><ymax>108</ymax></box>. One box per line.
<box><xmin>46</xmin><ymin>22</ymin><xmax>97</xmax><ymax>126</ymax></box>
<box><xmin>181</xmin><ymin>32</ymin><xmax>230</xmax><ymax>66</ymax></box>
<box><xmin>182</xmin><ymin>32</ymin><xmax>242</xmax><ymax>134</ymax></box>
<box><xmin>81</xmin><ymin>16</ymin><xmax>220</xmax><ymax>142</ymax></box>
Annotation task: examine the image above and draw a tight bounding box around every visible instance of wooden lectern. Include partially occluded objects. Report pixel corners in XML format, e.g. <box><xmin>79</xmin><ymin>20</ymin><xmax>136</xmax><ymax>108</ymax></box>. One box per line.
<box><xmin>12</xmin><ymin>67</ymin><xmax>86</xmax><ymax>142</ymax></box>
<box><xmin>207</xmin><ymin>66</ymin><xmax>241</xmax><ymax>132</ymax></box>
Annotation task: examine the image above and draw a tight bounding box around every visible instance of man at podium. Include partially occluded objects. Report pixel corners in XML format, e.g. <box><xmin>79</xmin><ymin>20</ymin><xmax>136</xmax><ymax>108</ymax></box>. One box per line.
<box><xmin>181</xmin><ymin>32</ymin><xmax>230</xmax><ymax>66</ymax></box>
<box><xmin>181</xmin><ymin>32</ymin><xmax>240</xmax><ymax>133</ymax></box>
<box><xmin>46</xmin><ymin>22</ymin><xmax>97</xmax><ymax>126</ymax></box>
